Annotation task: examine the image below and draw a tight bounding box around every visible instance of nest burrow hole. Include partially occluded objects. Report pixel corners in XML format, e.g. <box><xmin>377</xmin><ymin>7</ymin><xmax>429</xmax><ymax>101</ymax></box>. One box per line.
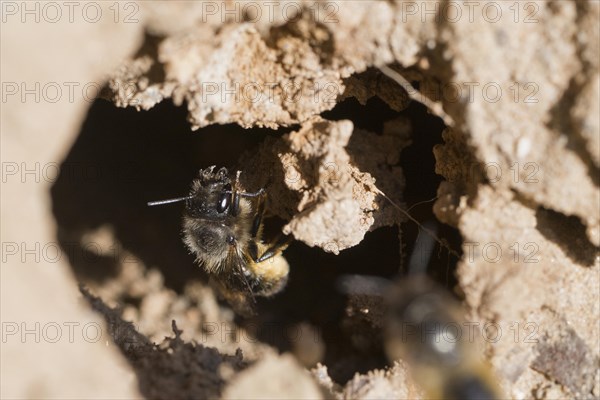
<box><xmin>51</xmin><ymin>70</ymin><xmax>462</xmax><ymax>384</ymax></box>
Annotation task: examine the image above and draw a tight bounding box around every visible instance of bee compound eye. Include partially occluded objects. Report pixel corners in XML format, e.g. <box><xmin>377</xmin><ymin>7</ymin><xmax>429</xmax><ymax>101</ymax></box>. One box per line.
<box><xmin>217</xmin><ymin>192</ymin><xmax>231</xmax><ymax>213</ymax></box>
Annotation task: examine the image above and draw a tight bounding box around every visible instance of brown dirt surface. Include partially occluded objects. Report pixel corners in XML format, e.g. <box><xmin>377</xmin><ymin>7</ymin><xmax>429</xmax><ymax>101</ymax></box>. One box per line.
<box><xmin>3</xmin><ymin>2</ymin><xmax>599</xmax><ymax>399</ymax></box>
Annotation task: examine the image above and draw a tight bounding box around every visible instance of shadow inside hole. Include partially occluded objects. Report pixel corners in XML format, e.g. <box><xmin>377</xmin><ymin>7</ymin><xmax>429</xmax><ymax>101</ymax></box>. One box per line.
<box><xmin>239</xmin><ymin>226</ymin><xmax>400</xmax><ymax>383</ymax></box>
<box><xmin>323</xmin><ymin>96</ymin><xmax>462</xmax><ymax>286</ymax></box>
<box><xmin>50</xmin><ymin>99</ymin><xmax>274</xmax><ymax>292</ymax></box>
<box><xmin>51</xmin><ymin>97</ymin><xmax>403</xmax><ymax>384</ymax></box>
<box><xmin>536</xmin><ymin>207</ymin><xmax>599</xmax><ymax>267</ymax></box>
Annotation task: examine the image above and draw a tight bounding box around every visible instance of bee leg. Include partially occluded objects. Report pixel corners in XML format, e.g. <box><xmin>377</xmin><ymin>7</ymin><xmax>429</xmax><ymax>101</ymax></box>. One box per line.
<box><xmin>239</xmin><ymin>188</ymin><xmax>265</xmax><ymax>199</ymax></box>
<box><xmin>245</xmin><ymin>189</ymin><xmax>267</xmax><ymax>262</ymax></box>
<box><xmin>231</xmin><ymin>188</ymin><xmax>241</xmax><ymax>216</ymax></box>
<box><xmin>241</xmin><ymin>185</ymin><xmax>290</xmax><ymax>263</ymax></box>
<box><xmin>229</xmin><ymin>187</ymin><xmax>264</xmax><ymax>217</ymax></box>
<box><xmin>230</xmin><ymin>171</ymin><xmax>243</xmax><ymax>216</ymax></box>
<box><xmin>250</xmin><ymin>189</ymin><xmax>267</xmax><ymax>239</ymax></box>
<box><xmin>256</xmin><ymin>234</ymin><xmax>292</xmax><ymax>263</ymax></box>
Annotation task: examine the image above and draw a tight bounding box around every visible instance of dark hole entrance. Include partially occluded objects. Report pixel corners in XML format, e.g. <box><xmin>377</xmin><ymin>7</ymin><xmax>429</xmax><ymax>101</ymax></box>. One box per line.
<box><xmin>51</xmin><ymin>83</ymin><xmax>460</xmax><ymax>385</ymax></box>
<box><xmin>51</xmin><ymin>99</ymin><xmax>276</xmax><ymax>291</ymax></box>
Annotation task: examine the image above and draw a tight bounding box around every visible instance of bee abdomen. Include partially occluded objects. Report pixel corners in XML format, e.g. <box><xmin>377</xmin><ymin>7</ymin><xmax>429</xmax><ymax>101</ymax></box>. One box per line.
<box><xmin>247</xmin><ymin>254</ymin><xmax>290</xmax><ymax>297</ymax></box>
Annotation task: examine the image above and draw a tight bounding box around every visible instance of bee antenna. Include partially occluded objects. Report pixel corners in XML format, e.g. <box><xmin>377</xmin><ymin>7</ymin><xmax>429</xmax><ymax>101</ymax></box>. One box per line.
<box><xmin>374</xmin><ymin>187</ymin><xmax>460</xmax><ymax>260</ymax></box>
<box><xmin>147</xmin><ymin>196</ymin><xmax>192</xmax><ymax>207</ymax></box>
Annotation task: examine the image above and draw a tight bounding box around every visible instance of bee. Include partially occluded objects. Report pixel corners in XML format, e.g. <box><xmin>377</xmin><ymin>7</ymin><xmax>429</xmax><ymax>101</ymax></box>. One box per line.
<box><xmin>339</xmin><ymin>275</ymin><xmax>503</xmax><ymax>399</ymax></box>
<box><xmin>149</xmin><ymin>166</ymin><xmax>291</xmax><ymax>316</ymax></box>
<box><xmin>384</xmin><ymin>276</ymin><xmax>503</xmax><ymax>400</ymax></box>
<box><xmin>337</xmin><ymin>224</ymin><xmax>503</xmax><ymax>400</ymax></box>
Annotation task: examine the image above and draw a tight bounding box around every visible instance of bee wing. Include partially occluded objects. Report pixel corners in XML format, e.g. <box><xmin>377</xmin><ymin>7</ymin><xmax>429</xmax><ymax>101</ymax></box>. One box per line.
<box><xmin>211</xmin><ymin>249</ymin><xmax>257</xmax><ymax>317</ymax></box>
<box><xmin>335</xmin><ymin>274</ymin><xmax>392</xmax><ymax>297</ymax></box>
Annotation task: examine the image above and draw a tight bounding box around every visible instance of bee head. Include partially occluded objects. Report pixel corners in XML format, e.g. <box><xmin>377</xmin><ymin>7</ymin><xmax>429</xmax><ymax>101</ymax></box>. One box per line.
<box><xmin>185</xmin><ymin>166</ymin><xmax>234</xmax><ymax>218</ymax></box>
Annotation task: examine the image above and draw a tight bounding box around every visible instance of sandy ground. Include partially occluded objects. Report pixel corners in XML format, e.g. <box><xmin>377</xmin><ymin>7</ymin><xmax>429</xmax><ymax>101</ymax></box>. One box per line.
<box><xmin>2</xmin><ymin>2</ymin><xmax>599</xmax><ymax>399</ymax></box>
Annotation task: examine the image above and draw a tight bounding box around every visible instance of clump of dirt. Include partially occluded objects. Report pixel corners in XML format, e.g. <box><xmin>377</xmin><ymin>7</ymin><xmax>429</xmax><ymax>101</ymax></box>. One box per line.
<box><xmin>80</xmin><ymin>286</ymin><xmax>248</xmax><ymax>400</ymax></box>
<box><xmin>238</xmin><ymin>116</ymin><xmax>411</xmax><ymax>252</ymax></box>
